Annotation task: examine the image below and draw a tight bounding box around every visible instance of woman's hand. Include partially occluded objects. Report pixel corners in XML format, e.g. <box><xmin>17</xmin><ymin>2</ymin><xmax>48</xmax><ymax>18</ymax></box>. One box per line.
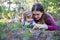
<box><xmin>33</xmin><ymin>25</ymin><xmax>39</xmax><ymax>30</ymax></box>
<box><xmin>33</xmin><ymin>24</ymin><xmax>48</xmax><ymax>30</ymax></box>
<box><xmin>33</xmin><ymin>24</ymin><xmax>42</xmax><ymax>30</ymax></box>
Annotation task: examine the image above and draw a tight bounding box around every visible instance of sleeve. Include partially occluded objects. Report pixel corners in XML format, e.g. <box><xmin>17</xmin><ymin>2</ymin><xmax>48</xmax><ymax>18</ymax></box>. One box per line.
<box><xmin>45</xmin><ymin>13</ymin><xmax>60</xmax><ymax>31</ymax></box>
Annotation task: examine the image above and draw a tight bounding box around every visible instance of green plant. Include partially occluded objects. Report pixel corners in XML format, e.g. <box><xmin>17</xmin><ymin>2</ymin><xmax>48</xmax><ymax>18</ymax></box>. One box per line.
<box><xmin>0</xmin><ymin>22</ymin><xmax>8</xmax><ymax>40</ymax></box>
<box><xmin>53</xmin><ymin>31</ymin><xmax>60</xmax><ymax>40</ymax></box>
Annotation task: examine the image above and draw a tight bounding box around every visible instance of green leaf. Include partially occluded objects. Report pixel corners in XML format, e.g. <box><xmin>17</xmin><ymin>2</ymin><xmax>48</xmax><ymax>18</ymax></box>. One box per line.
<box><xmin>24</xmin><ymin>31</ymin><xmax>32</xmax><ymax>37</ymax></box>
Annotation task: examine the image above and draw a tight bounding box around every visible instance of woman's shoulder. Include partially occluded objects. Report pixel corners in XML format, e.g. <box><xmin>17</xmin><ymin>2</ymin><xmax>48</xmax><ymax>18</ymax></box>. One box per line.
<box><xmin>44</xmin><ymin>12</ymin><xmax>53</xmax><ymax>18</ymax></box>
<box><xmin>44</xmin><ymin>12</ymin><xmax>53</xmax><ymax>19</ymax></box>
<box><xmin>44</xmin><ymin>12</ymin><xmax>56</xmax><ymax>23</ymax></box>
<box><xmin>44</xmin><ymin>12</ymin><xmax>57</xmax><ymax>25</ymax></box>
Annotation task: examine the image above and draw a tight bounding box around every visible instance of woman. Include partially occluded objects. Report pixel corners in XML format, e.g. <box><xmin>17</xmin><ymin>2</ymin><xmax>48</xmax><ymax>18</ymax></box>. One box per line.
<box><xmin>32</xmin><ymin>3</ymin><xmax>60</xmax><ymax>30</ymax></box>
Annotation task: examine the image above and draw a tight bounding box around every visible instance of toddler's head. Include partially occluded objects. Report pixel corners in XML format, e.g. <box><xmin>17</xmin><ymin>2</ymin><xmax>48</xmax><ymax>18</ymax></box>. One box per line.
<box><xmin>23</xmin><ymin>11</ymin><xmax>33</xmax><ymax>22</ymax></box>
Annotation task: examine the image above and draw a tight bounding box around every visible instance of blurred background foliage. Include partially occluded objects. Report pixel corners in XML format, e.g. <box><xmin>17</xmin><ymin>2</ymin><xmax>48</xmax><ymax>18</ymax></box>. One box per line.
<box><xmin>0</xmin><ymin>0</ymin><xmax>60</xmax><ymax>19</ymax></box>
<box><xmin>0</xmin><ymin>0</ymin><xmax>60</xmax><ymax>26</ymax></box>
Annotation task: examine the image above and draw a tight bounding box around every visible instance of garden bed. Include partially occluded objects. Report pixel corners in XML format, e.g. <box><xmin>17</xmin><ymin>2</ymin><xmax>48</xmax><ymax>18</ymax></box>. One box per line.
<box><xmin>0</xmin><ymin>22</ymin><xmax>60</xmax><ymax>40</ymax></box>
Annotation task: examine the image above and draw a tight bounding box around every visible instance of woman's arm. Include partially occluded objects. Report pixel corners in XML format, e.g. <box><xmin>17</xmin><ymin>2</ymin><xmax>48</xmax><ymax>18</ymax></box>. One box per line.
<box><xmin>45</xmin><ymin>13</ymin><xmax>60</xmax><ymax>30</ymax></box>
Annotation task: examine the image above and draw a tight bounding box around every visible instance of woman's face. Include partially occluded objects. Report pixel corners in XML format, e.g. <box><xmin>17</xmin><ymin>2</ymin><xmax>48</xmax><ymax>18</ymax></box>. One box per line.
<box><xmin>32</xmin><ymin>11</ymin><xmax>43</xmax><ymax>21</ymax></box>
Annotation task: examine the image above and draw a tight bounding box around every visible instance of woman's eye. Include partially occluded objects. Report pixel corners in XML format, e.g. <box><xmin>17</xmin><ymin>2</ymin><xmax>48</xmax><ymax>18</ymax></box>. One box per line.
<box><xmin>33</xmin><ymin>14</ymin><xmax>35</xmax><ymax>16</ymax></box>
<box><xmin>37</xmin><ymin>14</ymin><xmax>39</xmax><ymax>15</ymax></box>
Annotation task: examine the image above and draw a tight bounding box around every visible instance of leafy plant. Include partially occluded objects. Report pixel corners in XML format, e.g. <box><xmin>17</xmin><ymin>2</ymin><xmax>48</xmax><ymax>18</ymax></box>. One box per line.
<box><xmin>53</xmin><ymin>31</ymin><xmax>60</xmax><ymax>40</ymax></box>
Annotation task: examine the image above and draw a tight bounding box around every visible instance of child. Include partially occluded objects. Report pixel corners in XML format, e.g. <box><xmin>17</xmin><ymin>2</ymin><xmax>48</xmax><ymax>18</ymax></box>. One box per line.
<box><xmin>20</xmin><ymin>10</ymin><xmax>36</xmax><ymax>26</ymax></box>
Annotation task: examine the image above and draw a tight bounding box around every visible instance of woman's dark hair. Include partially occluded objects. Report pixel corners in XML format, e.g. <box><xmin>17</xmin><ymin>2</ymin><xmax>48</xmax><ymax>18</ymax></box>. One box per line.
<box><xmin>32</xmin><ymin>3</ymin><xmax>45</xmax><ymax>24</ymax></box>
<box><xmin>32</xmin><ymin>3</ymin><xmax>44</xmax><ymax>12</ymax></box>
